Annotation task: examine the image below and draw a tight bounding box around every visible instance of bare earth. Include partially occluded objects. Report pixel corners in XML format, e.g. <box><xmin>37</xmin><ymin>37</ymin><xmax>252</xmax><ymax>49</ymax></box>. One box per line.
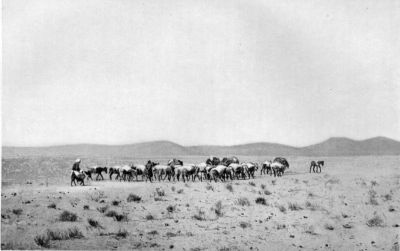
<box><xmin>1</xmin><ymin>156</ymin><xmax>400</xmax><ymax>250</ymax></box>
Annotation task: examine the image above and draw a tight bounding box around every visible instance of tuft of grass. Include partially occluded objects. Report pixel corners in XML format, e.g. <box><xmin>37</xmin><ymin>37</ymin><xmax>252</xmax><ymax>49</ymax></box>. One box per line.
<box><xmin>156</xmin><ymin>187</ymin><xmax>165</xmax><ymax>197</ymax></box>
<box><xmin>261</xmin><ymin>184</ymin><xmax>266</xmax><ymax>189</ymax></box>
<box><xmin>114</xmin><ymin>214</ymin><xmax>128</xmax><ymax>222</ymax></box>
<box><xmin>112</xmin><ymin>200</ymin><xmax>121</xmax><ymax>206</ymax></box>
<box><xmin>105</xmin><ymin>210</ymin><xmax>118</xmax><ymax>218</ymax></box>
<box><xmin>34</xmin><ymin>233</ymin><xmax>50</xmax><ymax>248</ymax></box>
<box><xmin>83</xmin><ymin>205</ymin><xmax>90</xmax><ymax>210</ymax></box>
<box><xmin>97</xmin><ymin>205</ymin><xmax>108</xmax><ymax>213</ymax></box>
<box><xmin>264</xmin><ymin>190</ymin><xmax>271</xmax><ymax>195</ymax></box>
<box><xmin>308</xmin><ymin>192</ymin><xmax>315</xmax><ymax>197</ymax></box>
<box><xmin>166</xmin><ymin>232</ymin><xmax>177</xmax><ymax>237</ymax></box>
<box><xmin>12</xmin><ymin>208</ymin><xmax>23</xmax><ymax>215</ymax></box>
<box><xmin>255</xmin><ymin>197</ymin><xmax>267</xmax><ymax>205</ymax></box>
<box><xmin>146</xmin><ymin>214</ymin><xmax>154</xmax><ymax>220</ymax></box>
<box><xmin>116</xmin><ymin>228</ymin><xmax>128</xmax><ymax>238</ymax></box>
<box><xmin>177</xmin><ymin>189</ymin><xmax>184</xmax><ymax>194</ymax></box>
<box><xmin>225</xmin><ymin>183</ymin><xmax>233</xmax><ymax>192</ymax></box>
<box><xmin>249</xmin><ymin>181</ymin><xmax>256</xmax><ymax>187</ymax></box>
<box><xmin>278</xmin><ymin>205</ymin><xmax>287</xmax><ymax>213</ymax></box>
<box><xmin>276</xmin><ymin>224</ymin><xmax>286</xmax><ymax>230</ymax></box>
<box><xmin>148</xmin><ymin>230</ymin><xmax>158</xmax><ymax>235</ymax></box>
<box><xmin>371</xmin><ymin>180</ymin><xmax>378</xmax><ymax>186</ymax></box>
<box><xmin>192</xmin><ymin>208</ymin><xmax>206</xmax><ymax>221</ymax></box>
<box><xmin>236</xmin><ymin>197</ymin><xmax>250</xmax><ymax>206</ymax></box>
<box><xmin>271</xmin><ymin>180</ymin><xmax>276</xmax><ymax>185</ymax></box>
<box><xmin>66</xmin><ymin>227</ymin><xmax>84</xmax><ymax>239</ymax></box>
<box><xmin>305</xmin><ymin>201</ymin><xmax>318</xmax><ymax>211</ymax></box>
<box><xmin>239</xmin><ymin>221</ymin><xmax>251</xmax><ymax>229</ymax></box>
<box><xmin>213</xmin><ymin>201</ymin><xmax>223</xmax><ymax>217</ymax></box>
<box><xmin>171</xmin><ymin>186</ymin><xmax>176</xmax><ymax>192</ymax></box>
<box><xmin>368</xmin><ymin>189</ymin><xmax>379</xmax><ymax>205</ymax></box>
<box><xmin>127</xmin><ymin>193</ymin><xmax>141</xmax><ymax>202</ymax></box>
<box><xmin>324</xmin><ymin>224</ymin><xmax>334</xmax><ymax>231</ymax></box>
<box><xmin>59</xmin><ymin>210</ymin><xmax>77</xmax><ymax>222</ymax></box>
<box><xmin>383</xmin><ymin>194</ymin><xmax>392</xmax><ymax>201</ymax></box>
<box><xmin>47</xmin><ymin>203</ymin><xmax>56</xmax><ymax>209</ymax></box>
<box><xmin>366</xmin><ymin>213</ymin><xmax>384</xmax><ymax>227</ymax></box>
<box><xmin>288</xmin><ymin>202</ymin><xmax>303</xmax><ymax>211</ymax></box>
<box><xmin>167</xmin><ymin>205</ymin><xmax>175</xmax><ymax>213</ymax></box>
<box><xmin>88</xmin><ymin>218</ymin><xmax>103</xmax><ymax>229</ymax></box>
<box><xmin>206</xmin><ymin>183</ymin><xmax>214</xmax><ymax>191</ymax></box>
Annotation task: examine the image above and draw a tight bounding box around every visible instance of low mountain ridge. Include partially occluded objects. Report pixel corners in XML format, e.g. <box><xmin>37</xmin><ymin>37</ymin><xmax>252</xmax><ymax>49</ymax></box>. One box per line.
<box><xmin>2</xmin><ymin>137</ymin><xmax>399</xmax><ymax>158</ymax></box>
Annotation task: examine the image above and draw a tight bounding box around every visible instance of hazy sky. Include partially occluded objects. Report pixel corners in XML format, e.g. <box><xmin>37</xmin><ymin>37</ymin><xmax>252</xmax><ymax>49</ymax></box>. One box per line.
<box><xmin>3</xmin><ymin>0</ymin><xmax>400</xmax><ymax>147</ymax></box>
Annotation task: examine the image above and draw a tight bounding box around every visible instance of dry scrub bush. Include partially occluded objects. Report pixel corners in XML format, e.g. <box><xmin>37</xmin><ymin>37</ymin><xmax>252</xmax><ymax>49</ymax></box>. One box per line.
<box><xmin>236</xmin><ymin>197</ymin><xmax>251</xmax><ymax>206</ymax></box>
<box><xmin>264</xmin><ymin>190</ymin><xmax>272</xmax><ymax>195</ymax></box>
<box><xmin>239</xmin><ymin>222</ymin><xmax>251</xmax><ymax>229</ymax></box>
<box><xmin>146</xmin><ymin>214</ymin><xmax>154</xmax><ymax>220</ymax></box>
<box><xmin>47</xmin><ymin>203</ymin><xmax>56</xmax><ymax>209</ymax></box>
<box><xmin>368</xmin><ymin>190</ymin><xmax>379</xmax><ymax>205</ymax></box>
<box><xmin>97</xmin><ymin>205</ymin><xmax>108</xmax><ymax>213</ymax></box>
<box><xmin>83</xmin><ymin>205</ymin><xmax>90</xmax><ymax>210</ymax></box>
<box><xmin>192</xmin><ymin>208</ymin><xmax>206</xmax><ymax>221</ymax></box>
<box><xmin>59</xmin><ymin>210</ymin><xmax>77</xmax><ymax>222</ymax></box>
<box><xmin>34</xmin><ymin>234</ymin><xmax>50</xmax><ymax>248</ymax></box>
<box><xmin>288</xmin><ymin>202</ymin><xmax>303</xmax><ymax>211</ymax></box>
<box><xmin>249</xmin><ymin>181</ymin><xmax>256</xmax><ymax>187</ymax></box>
<box><xmin>261</xmin><ymin>184</ymin><xmax>266</xmax><ymax>189</ymax></box>
<box><xmin>206</xmin><ymin>183</ymin><xmax>214</xmax><ymax>191</ymax></box>
<box><xmin>105</xmin><ymin>210</ymin><xmax>118</xmax><ymax>218</ymax></box>
<box><xmin>324</xmin><ymin>224</ymin><xmax>334</xmax><ymax>230</ymax></box>
<box><xmin>367</xmin><ymin>213</ymin><xmax>384</xmax><ymax>227</ymax></box>
<box><xmin>155</xmin><ymin>187</ymin><xmax>165</xmax><ymax>197</ymax></box>
<box><xmin>255</xmin><ymin>197</ymin><xmax>267</xmax><ymax>205</ymax></box>
<box><xmin>226</xmin><ymin>183</ymin><xmax>234</xmax><ymax>192</ymax></box>
<box><xmin>213</xmin><ymin>201</ymin><xmax>223</xmax><ymax>217</ymax></box>
<box><xmin>127</xmin><ymin>193</ymin><xmax>141</xmax><ymax>202</ymax></box>
<box><xmin>177</xmin><ymin>189</ymin><xmax>184</xmax><ymax>194</ymax></box>
<box><xmin>88</xmin><ymin>218</ymin><xmax>103</xmax><ymax>229</ymax></box>
<box><xmin>148</xmin><ymin>230</ymin><xmax>159</xmax><ymax>235</ymax></box>
<box><xmin>305</xmin><ymin>201</ymin><xmax>318</xmax><ymax>211</ymax></box>
<box><xmin>116</xmin><ymin>229</ymin><xmax>128</xmax><ymax>238</ymax></box>
<box><xmin>12</xmin><ymin>208</ymin><xmax>23</xmax><ymax>215</ymax></box>
<box><xmin>112</xmin><ymin>200</ymin><xmax>121</xmax><ymax>206</ymax></box>
<box><xmin>278</xmin><ymin>205</ymin><xmax>287</xmax><ymax>213</ymax></box>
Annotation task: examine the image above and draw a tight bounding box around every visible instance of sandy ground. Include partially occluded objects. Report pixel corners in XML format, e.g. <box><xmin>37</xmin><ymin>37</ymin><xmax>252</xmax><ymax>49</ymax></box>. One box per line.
<box><xmin>1</xmin><ymin>156</ymin><xmax>400</xmax><ymax>250</ymax></box>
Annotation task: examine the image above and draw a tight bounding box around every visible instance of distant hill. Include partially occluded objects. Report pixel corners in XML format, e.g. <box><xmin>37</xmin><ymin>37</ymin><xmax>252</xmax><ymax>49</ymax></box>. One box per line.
<box><xmin>2</xmin><ymin>137</ymin><xmax>400</xmax><ymax>158</ymax></box>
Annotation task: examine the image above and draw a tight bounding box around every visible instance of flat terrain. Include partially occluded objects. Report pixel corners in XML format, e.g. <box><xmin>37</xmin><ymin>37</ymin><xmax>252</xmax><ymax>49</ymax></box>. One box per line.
<box><xmin>1</xmin><ymin>156</ymin><xmax>400</xmax><ymax>250</ymax></box>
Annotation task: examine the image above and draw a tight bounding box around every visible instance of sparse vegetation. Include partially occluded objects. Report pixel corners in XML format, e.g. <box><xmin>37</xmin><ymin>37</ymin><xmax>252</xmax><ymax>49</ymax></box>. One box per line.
<box><xmin>127</xmin><ymin>193</ymin><xmax>142</xmax><ymax>202</ymax></box>
<box><xmin>156</xmin><ymin>187</ymin><xmax>165</xmax><ymax>197</ymax></box>
<box><xmin>305</xmin><ymin>201</ymin><xmax>318</xmax><ymax>211</ymax></box>
<box><xmin>88</xmin><ymin>190</ymin><xmax>106</xmax><ymax>202</ymax></box>
<box><xmin>88</xmin><ymin>218</ymin><xmax>103</xmax><ymax>229</ymax></box>
<box><xmin>272</xmin><ymin>180</ymin><xmax>276</xmax><ymax>185</ymax></box>
<box><xmin>278</xmin><ymin>205</ymin><xmax>287</xmax><ymax>213</ymax></box>
<box><xmin>47</xmin><ymin>203</ymin><xmax>56</xmax><ymax>209</ymax></box>
<box><xmin>116</xmin><ymin>229</ymin><xmax>128</xmax><ymax>238</ymax></box>
<box><xmin>97</xmin><ymin>205</ymin><xmax>108</xmax><ymax>213</ymax></box>
<box><xmin>171</xmin><ymin>186</ymin><xmax>176</xmax><ymax>192</ymax></box>
<box><xmin>239</xmin><ymin>221</ymin><xmax>251</xmax><ymax>229</ymax></box>
<box><xmin>83</xmin><ymin>205</ymin><xmax>90</xmax><ymax>210</ymax></box>
<box><xmin>368</xmin><ymin>189</ymin><xmax>379</xmax><ymax>205</ymax></box>
<box><xmin>105</xmin><ymin>210</ymin><xmax>118</xmax><ymax>218</ymax></box>
<box><xmin>166</xmin><ymin>232</ymin><xmax>177</xmax><ymax>237</ymax></box>
<box><xmin>206</xmin><ymin>183</ymin><xmax>214</xmax><ymax>191</ymax></box>
<box><xmin>12</xmin><ymin>208</ymin><xmax>23</xmax><ymax>215</ymax></box>
<box><xmin>288</xmin><ymin>202</ymin><xmax>303</xmax><ymax>211</ymax></box>
<box><xmin>213</xmin><ymin>201</ymin><xmax>223</xmax><ymax>217</ymax></box>
<box><xmin>383</xmin><ymin>194</ymin><xmax>392</xmax><ymax>201</ymax></box>
<box><xmin>276</xmin><ymin>224</ymin><xmax>286</xmax><ymax>230</ymax></box>
<box><xmin>112</xmin><ymin>200</ymin><xmax>121</xmax><ymax>206</ymax></box>
<box><xmin>146</xmin><ymin>214</ymin><xmax>154</xmax><ymax>220</ymax></box>
<box><xmin>255</xmin><ymin>197</ymin><xmax>267</xmax><ymax>205</ymax></box>
<box><xmin>177</xmin><ymin>189</ymin><xmax>184</xmax><ymax>194</ymax></box>
<box><xmin>167</xmin><ymin>205</ymin><xmax>175</xmax><ymax>213</ymax></box>
<box><xmin>192</xmin><ymin>208</ymin><xmax>206</xmax><ymax>221</ymax></box>
<box><xmin>366</xmin><ymin>213</ymin><xmax>384</xmax><ymax>227</ymax></box>
<box><xmin>264</xmin><ymin>190</ymin><xmax>271</xmax><ymax>195</ymax></box>
<box><xmin>371</xmin><ymin>180</ymin><xmax>378</xmax><ymax>186</ymax></box>
<box><xmin>148</xmin><ymin>230</ymin><xmax>159</xmax><ymax>235</ymax></box>
<box><xmin>114</xmin><ymin>214</ymin><xmax>128</xmax><ymax>222</ymax></box>
<box><xmin>226</xmin><ymin>183</ymin><xmax>233</xmax><ymax>192</ymax></box>
<box><xmin>236</xmin><ymin>197</ymin><xmax>251</xmax><ymax>206</ymax></box>
<box><xmin>34</xmin><ymin>233</ymin><xmax>50</xmax><ymax>248</ymax></box>
<box><xmin>324</xmin><ymin>224</ymin><xmax>334</xmax><ymax>230</ymax></box>
<box><xmin>249</xmin><ymin>181</ymin><xmax>256</xmax><ymax>187</ymax></box>
<box><xmin>59</xmin><ymin>210</ymin><xmax>77</xmax><ymax>222</ymax></box>
<box><xmin>261</xmin><ymin>184</ymin><xmax>266</xmax><ymax>189</ymax></box>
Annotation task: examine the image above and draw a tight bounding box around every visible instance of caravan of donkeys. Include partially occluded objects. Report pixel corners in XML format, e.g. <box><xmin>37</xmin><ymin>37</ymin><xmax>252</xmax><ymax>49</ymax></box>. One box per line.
<box><xmin>70</xmin><ymin>156</ymin><xmax>290</xmax><ymax>186</ymax></box>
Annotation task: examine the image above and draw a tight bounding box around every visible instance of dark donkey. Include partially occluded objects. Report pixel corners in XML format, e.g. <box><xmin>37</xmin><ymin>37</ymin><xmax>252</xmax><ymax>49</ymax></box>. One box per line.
<box><xmin>310</xmin><ymin>161</ymin><xmax>324</xmax><ymax>173</ymax></box>
<box><xmin>86</xmin><ymin>166</ymin><xmax>108</xmax><ymax>181</ymax></box>
<box><xmin>144</xmin><ymin>161</ymin><xmax>159</xmax><ymax>182</ymax></box>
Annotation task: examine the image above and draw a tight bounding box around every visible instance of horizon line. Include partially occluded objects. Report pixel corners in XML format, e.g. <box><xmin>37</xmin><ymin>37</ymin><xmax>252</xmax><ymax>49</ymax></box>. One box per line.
<box><xmin>2</xmin><ymin>135</ymin><xmax>398</xmax><ymax>148</ymax></box>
